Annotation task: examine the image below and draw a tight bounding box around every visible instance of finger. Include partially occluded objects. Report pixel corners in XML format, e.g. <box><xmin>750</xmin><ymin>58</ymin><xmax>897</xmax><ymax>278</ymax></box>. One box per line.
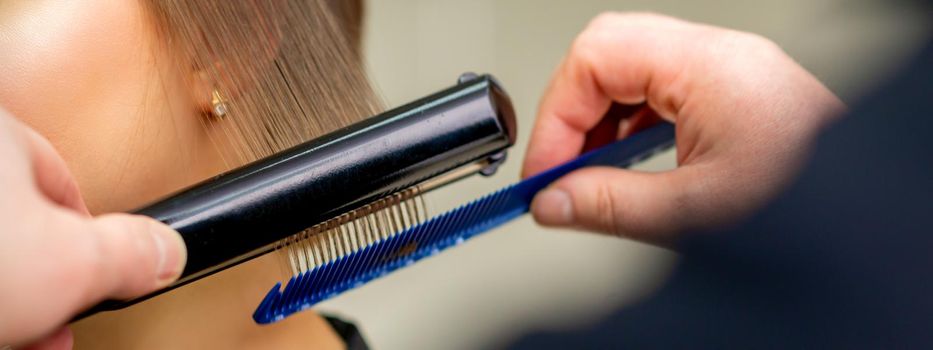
<box><xmin>20</xmin><ymin>212</ymin><xmax>186</xmax><ymax>329</ymax></box>
<box><xmin>18</xmin><ymin>124</ymin><xmax>90</xmax><ymax>216</ymax></box>
<box><xmin>522</xmin><ymin>13</ymin><xmax>702</xmax><ymax>178</ymax></box>
<box><xmin>78</xmin><ymin>214</ymin><xmax>187</xmax><ymax>301</ymax></box>
<box><xmin>530</xmin><ymin>166</ymin><xmax>690</xmax><ymax>242</ymax></box>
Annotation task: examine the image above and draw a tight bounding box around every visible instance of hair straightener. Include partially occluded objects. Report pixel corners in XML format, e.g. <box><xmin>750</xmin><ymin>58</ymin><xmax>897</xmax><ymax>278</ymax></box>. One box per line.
<box><xmin>75</xmin><ymin>73</ymin><xmax>675</xmax><ymax>323</ymax></box>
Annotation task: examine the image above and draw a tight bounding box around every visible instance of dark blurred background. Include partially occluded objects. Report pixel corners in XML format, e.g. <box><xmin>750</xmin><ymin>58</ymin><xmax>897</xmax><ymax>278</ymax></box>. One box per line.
<box><xmin>317</xmin><ymin>1</ymin><xmax>932</xmax><ymax>349</ymax></box>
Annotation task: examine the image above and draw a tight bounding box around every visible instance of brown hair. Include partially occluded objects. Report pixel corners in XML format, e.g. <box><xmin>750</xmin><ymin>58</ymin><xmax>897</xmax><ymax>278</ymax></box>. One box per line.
<box><xmin>146</xmin><ymin>0</ymin><xmax>379</xmax><ymax>165</ymax></box>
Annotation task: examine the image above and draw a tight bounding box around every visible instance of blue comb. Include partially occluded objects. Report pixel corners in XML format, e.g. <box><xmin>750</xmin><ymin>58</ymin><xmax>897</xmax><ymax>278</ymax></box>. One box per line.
<box><xmin>252</xmin><ymin>122</ymin><xmax>676</xmax><ymax>324</ymax></box>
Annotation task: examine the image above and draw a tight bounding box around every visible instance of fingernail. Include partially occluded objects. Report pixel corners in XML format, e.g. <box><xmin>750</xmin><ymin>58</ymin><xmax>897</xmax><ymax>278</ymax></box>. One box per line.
<box><xmin>149</xmin><ymin>222</ymin><xmax>187</xmax><ymax>285</ymax></box>
<box><xmin>532</xmin><ymin>188</ymin><xmax>574</xmax><ymax>226</ymax></box>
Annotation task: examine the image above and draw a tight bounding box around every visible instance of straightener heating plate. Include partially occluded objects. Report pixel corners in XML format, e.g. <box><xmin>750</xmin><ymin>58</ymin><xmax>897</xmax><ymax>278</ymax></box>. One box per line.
<box><xmin>253</xmin><ymin>122</ymin><xmax>676</xmax><ymax>324</ymax></box>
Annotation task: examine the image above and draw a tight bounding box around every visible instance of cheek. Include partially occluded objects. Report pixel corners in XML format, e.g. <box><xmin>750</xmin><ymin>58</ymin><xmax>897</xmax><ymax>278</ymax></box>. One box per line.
<box><xmin>0</xmin><ymin>0</ymin><xmax>146</xmax><ymax>127</ymax></box>
<box><xmin>0</xmin><ymin>1</ymin><xmax>218</xmax><ymax>213</ymax></box>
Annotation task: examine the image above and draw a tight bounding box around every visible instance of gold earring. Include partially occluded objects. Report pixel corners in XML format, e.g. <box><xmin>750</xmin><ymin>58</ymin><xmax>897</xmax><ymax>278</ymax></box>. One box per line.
<box><xmin>210</xmin><ymin>89</ymin><xmax>228</xmax><ymax>118</ymax></box>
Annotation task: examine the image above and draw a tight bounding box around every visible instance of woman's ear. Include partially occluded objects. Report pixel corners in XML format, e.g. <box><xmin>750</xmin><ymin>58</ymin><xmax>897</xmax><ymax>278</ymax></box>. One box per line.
<box><xmin>188</xmin><ymin>1</ymin><xmax>284</xmax><ymax>117</ymax></box>
<box><xmin>190</xmin><ymin>62</ymin><xmax>237</xmax><ymax>118</ymax></box>
<box><xmin>190</xmin><ymin>69</ymin><xmax>216</xmax><ymax>116</ymax></box>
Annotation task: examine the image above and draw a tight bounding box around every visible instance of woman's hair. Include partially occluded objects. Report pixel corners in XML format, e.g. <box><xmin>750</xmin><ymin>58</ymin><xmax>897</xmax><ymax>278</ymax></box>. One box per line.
<box><xmin>146</xmin><ymin>0</ymin><xmax>380</xmax><ymax>165</ymax></box>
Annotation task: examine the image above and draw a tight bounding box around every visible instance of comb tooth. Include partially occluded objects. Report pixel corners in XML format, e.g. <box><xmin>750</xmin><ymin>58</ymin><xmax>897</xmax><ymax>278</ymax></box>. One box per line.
<box><xmin>449</xmin><ymin>202</ymin><xmax>476</xmax><ymax>243</ymax></box>
<box><xmin>295</xmin><ymin>270</ymin><xmax>315</xmax><ymax>309</ymax></box>
<box><xmin>322</xmin><ymin>254</ymin><xmax>350</xmax><ymax>297</ymax></box>
<box><xmin>302</xmin><ymin>274</ymin><xmax>320</xmax><ymax>309</ymax></box>
<box><xmin>364</xmin><ymin>233</ymin><xmax>391</xmax><ymax>277</ymax></box>
<box><xmin>336</xmin><ymin>249</ymin><xmax>361</xmax><ymax>293</ymax></box>
<box><xmin>480</xmin><ymin>192</ymin><xmax>506</xmax><ymax>223</ymax></box>
<box><xmin>372</xmin><ymin>236</ymin><xmax>401</xmax><ymax>277</ymax></box>
<box><xmin>352</xmin><ymin>242</ymin><xmax>379</xmax><ymax>285</ymax></box>
<box><xmin>375</xmin><ymin>225</ymin><xmax>405</xmax><ymax>266</ymax></box>
<box><xmin>286</xmin><ymin>278</ymin><xmax>306</xmax><ymax>315</ymax></box>
<box><xmin>331</xmin><ymin>249</ymin><xmax>358</xmax><ymax>296</ymax></box>
<box><xmin>349</xmin><ymin>234</ymin><xmax>381</xmax><ymax>288</ymax></box>
<box><xmin>309</xmin><ymin>261</ymin><xmax>333</xmax><ymax>303</ymax></box>
<box><xmin>415</xmin><ymin>206</ymin><xmax>447</xmax><ymax>248</ymax></box>
<box><xmin>421</xmin><ymin>211</ymin><xmax>449</xmax><ymax>248</ymax></box>
<box><xmin>253</xmin><ymin>282</ymin><xmax>283</xmax><ymax>324</ymax></box>
<box><xmin>302</xmin><ymin>266</ymin><xmax>321</xmax><ymax>304</ymax></box>
<box><xmin>281</xmin><ymin>274</ymin><xmax>300</xmax><ymax>312</ymax></box>
<box><xmin>330</xmin><ymin>256</ymin><xmax>356</xmax><ymax>299</ymax></box>
<box><xmin>341</xmin><ymin>250</ymin><xmax>365</xmax><ymax>289</ymax></box>
<box><xmin>303</xmin><ymin>263</ymin><xmax>324</xmax><ymax>304</ymax></box>
<box><xmin>314</xmin><ymin>262</ymin><xmax>336</xmax><ymax>303</ymax></box>
<box><xmin>289</xmin><ymin>273</ymin><xmax>308</xmax><ymax>310</ymax></box>
<box><xmin>279</xmin><ymin>275</ymin><xmax>298</xmax><ymax>311</ymax></box>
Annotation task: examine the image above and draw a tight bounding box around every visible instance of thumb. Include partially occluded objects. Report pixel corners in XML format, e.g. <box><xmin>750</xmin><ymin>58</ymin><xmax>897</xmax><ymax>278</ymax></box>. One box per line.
<box><xmin>7</xmin><ymin>212</ymin><xmax>186</xmax><ymax>345</ymax></box>
<box><xmin>530</xmin><ymin>166</ymin><xmax>686</xmax><ymax>242</ymax></box>
<box><xmin>77</xmin><ymin>214</ymin><xmax>187</xmax><ymax>301</ymax></box>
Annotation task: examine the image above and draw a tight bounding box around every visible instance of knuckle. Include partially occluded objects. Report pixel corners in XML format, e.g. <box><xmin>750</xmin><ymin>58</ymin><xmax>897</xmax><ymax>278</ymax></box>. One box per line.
<box><xmin>593</xmin><ymin>181</ymin><xmax>622</xmax><ymax>235</ymax></box>
<box><xmin>62</xmin><ymin>223</ymin><xmax>107</xmax><ymax>301</ymax></box>
<box><xmin>570</xmin><ymin>24</ymin><xmax>618</xmax><ymax>67</ymax></box>
<box><xmin>569</xmin><ymin>36</ymin><xmax>598</xmax><ymax>67</ymax></box>
<box><xmin>93</xmin><ymin>215</ymin><xmax>158</xmax><ymax>292</ymax></box>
